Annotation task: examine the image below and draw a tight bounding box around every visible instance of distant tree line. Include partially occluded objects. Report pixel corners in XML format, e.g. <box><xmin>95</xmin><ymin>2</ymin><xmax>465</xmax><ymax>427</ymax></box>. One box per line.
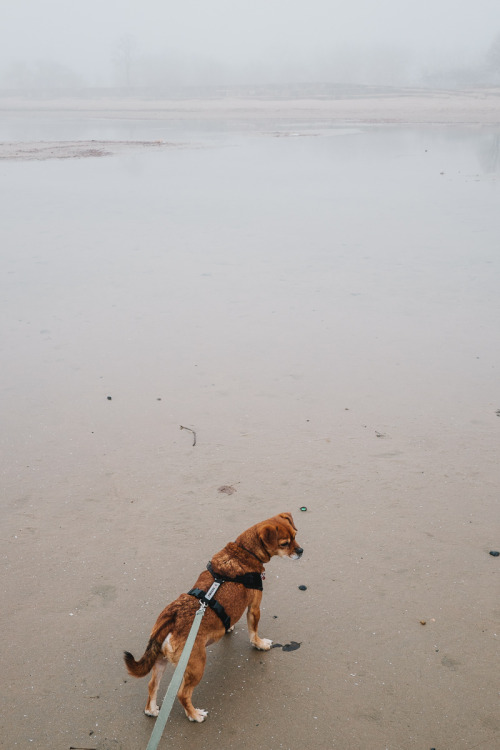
<box><xmin>1</xmin><ymin>32</ymin><xmax>500</xmax><ymax>93</ymax></box>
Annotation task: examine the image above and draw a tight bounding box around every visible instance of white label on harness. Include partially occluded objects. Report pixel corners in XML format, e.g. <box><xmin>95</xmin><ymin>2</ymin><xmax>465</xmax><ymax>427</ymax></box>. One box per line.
<box><xmin>204</xmin><ymin>581</ymin><xmax>221</xmax><ymax>601</ymax></box>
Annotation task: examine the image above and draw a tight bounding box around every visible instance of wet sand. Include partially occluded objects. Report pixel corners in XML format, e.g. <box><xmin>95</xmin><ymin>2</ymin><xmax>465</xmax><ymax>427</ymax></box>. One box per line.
<box><xmin>1</xmin><ymin>86</ymin><xmax>500</xmax><ymax>125</ymax></box>
<box><xmin>1</xmin><ymin>92</ymin><xmax>500</xmax><ymax>749</ymax></box>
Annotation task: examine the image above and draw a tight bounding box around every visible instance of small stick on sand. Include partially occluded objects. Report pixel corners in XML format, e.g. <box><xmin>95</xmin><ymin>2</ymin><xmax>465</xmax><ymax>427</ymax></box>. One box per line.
<box><xmin>180</xmin><ymin>425</ymin><xmax>197</xmax><ymax>446</ymax></box>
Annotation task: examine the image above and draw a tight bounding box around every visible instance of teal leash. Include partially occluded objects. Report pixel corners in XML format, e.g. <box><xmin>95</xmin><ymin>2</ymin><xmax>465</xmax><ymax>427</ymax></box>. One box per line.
<box><xmin>145</xmin><ymin>580</ymin><xmax>221</xmax><ymax>750</ymax></box>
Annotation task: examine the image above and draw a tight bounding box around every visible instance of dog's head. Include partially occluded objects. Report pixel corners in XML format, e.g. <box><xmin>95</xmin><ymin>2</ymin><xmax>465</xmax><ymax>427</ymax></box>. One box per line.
<box><xmin>254</xmin><ymin>512</ymin><xmax>303</xmax><ymax>562</ymax></box>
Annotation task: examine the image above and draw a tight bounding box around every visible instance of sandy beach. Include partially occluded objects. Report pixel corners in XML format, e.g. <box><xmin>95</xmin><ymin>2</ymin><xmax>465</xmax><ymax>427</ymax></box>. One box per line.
<box><xmin>1</xmin><ymin>89</ymin><xmax>499</xmax><ymax>749</ymax></box>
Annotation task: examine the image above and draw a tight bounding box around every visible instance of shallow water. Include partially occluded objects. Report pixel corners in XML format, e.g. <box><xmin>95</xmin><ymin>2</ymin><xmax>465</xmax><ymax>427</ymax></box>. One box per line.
<box><xmin>2</xmin><ymin>122</ymin><xmax>500</xmax><ymax>446</ymax></box>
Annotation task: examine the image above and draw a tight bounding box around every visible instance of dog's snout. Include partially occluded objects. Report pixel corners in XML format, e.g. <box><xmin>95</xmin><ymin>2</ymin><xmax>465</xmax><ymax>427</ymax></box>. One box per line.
<box><xmin>296</xmin><ymin>547</ymin><xmax>304</xmax><ymax>556</ymax></box>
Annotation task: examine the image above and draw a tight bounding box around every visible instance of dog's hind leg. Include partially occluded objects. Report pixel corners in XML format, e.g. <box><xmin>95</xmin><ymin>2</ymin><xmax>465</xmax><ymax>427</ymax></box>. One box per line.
<box><xmin>177</xmin><ymin>642</ymin><xmax>208</xmax><ymax>723</ymax></box>
<box><xmin>145</xmin><ymin>657</ymin><xmax>168</xmax><ymax>717</ymax></box>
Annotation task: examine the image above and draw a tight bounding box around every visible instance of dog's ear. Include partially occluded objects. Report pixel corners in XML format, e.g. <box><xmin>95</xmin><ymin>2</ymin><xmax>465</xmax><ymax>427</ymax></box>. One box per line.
<box><xmin>259</xmin><ymin>523</ymin><xmax>278</xmax><ymax>554</ymax></box>
<box><xmin>279</xmin><ymin>512</ymin><xmax>297</xmax><ymax>531</ymax></box>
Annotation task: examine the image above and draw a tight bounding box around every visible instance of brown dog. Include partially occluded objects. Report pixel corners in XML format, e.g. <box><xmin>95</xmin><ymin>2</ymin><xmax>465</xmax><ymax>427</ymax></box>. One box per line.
<box><xmin>124</xmin><ymin>512</ymin><xmax>303</xmax><ymax>722</ymax></box>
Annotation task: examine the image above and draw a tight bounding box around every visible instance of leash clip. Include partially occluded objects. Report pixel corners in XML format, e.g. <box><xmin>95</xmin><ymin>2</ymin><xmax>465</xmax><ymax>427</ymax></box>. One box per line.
<box><xmin>196</xmin><ymin>581</ymin><xmax>221</xmax><ymax>614</ymax></box>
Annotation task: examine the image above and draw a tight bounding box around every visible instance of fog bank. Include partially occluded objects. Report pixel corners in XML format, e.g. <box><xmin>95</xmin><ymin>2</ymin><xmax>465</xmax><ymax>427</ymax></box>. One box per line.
<box><xmin>1</xmin><ymin>1</ymin><xmax>500</xmax><ymax>91</ymax></box>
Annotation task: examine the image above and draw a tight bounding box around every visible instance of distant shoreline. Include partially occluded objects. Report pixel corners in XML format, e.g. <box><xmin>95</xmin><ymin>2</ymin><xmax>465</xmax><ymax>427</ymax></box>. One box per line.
<box><xmin>1</xmin><ymin>86</ymin><xmax>499</xmax><ymax>125</ymax></box>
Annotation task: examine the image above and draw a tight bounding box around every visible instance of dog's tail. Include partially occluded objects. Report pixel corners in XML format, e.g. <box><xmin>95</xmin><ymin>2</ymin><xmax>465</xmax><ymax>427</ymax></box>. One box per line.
<box><xmin>124</xmin><ymin>637</ymin><xmax>162</xmax><ymax>678</ymax></box>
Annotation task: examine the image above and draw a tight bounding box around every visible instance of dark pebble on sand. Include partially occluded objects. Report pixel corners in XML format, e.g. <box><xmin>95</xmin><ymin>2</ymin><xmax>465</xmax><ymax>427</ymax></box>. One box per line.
<box><xmin>489</xmin><ymin>550</ymin><xmax>499</xmax><ymax>557</ymax></box>
<box><xmin>282</xmin><ymin>641</ymin><xmax>301</xmax><ymax>652</ymax></box>
<box><xmin>107</xmin><ymin>396</ymin><xmax>112</xmax><ymax>400</ymax></box>
<box><xmin>298</xmin><ymin>585</ymin><xmax>307</xmax><ymax>590</ymax></box>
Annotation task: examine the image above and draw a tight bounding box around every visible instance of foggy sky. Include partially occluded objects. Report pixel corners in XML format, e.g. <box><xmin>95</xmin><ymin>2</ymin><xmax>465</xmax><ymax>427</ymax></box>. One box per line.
<box><xmin>2</xmin><ymin>0</ymin><xmax>500</xmax><ymax>86</ymax></box>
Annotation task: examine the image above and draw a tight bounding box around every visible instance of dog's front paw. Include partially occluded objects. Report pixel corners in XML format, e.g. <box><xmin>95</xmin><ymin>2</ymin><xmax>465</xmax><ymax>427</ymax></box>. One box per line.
<box><xmin>187</xmin><ymin>708</ymin><xmax>208</xmax><ymax>723</ymax></box>
<box><xmin>226</xmin><ymin>625</ymin><xmax>235</xmax><ymax>633</ymax></box>
<box><xmin>252</xmin><ymin>637</ymin><xmax>273</xmax><ymax>651</ymax></box>
<box><xmin>145</xmin><ymin>706</ymin><xmax>160</xmax><ymax>717</ymax></box>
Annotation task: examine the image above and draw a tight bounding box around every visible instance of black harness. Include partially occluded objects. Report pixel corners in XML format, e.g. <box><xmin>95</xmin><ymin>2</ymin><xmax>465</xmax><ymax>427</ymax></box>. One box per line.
<box><xmin>187</xmin><ymin>561</ymin><xmax>264</xmax><ymax>633</ymax></box>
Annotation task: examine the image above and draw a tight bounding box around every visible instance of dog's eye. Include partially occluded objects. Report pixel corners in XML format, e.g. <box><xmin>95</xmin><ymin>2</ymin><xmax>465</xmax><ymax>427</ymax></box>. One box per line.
<box><xmin>279</xmin><ymin>541</ymin><xmax>289</xmax><ymax>547</ymax></box>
